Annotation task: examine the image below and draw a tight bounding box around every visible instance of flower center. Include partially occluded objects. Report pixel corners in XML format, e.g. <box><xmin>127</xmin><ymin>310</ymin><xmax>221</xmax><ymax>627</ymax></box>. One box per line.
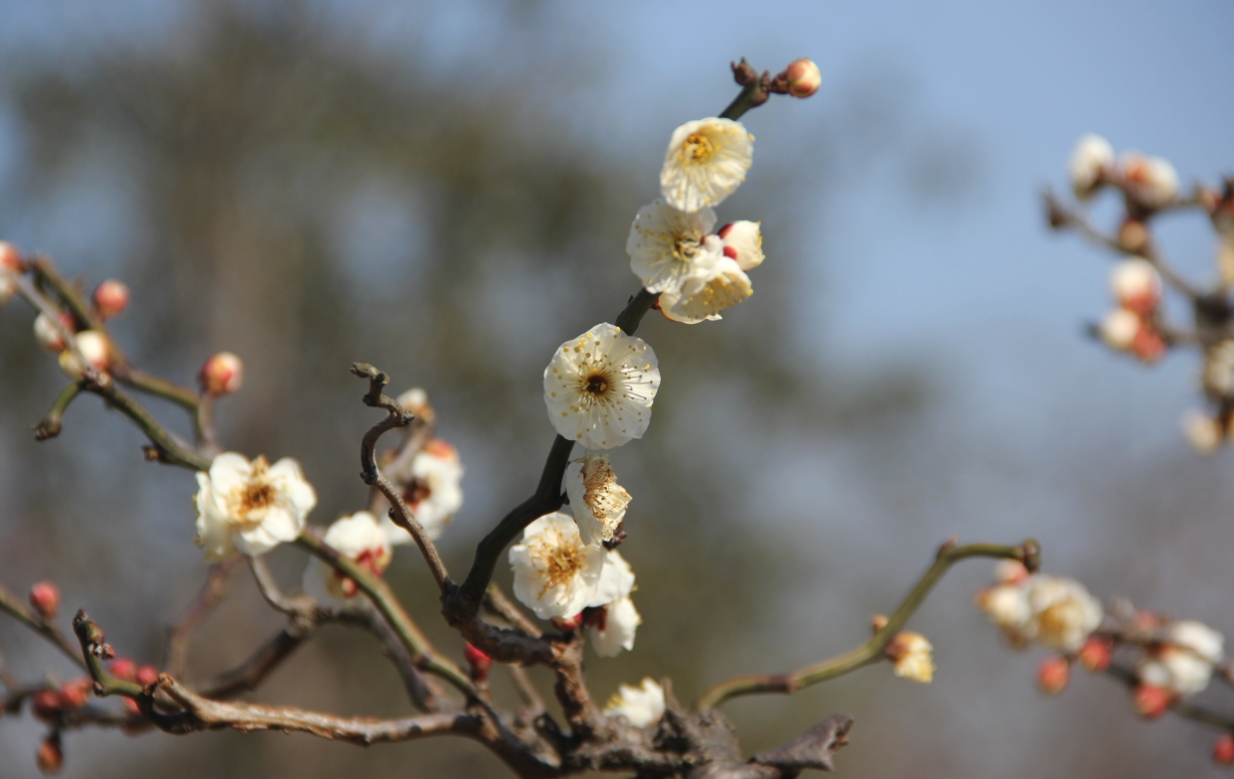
<box><xmin>685</xmin><ymin>132</ymin><xmax>715</xmax><ymax>163</ymax></box>
<box><xmin>534</xmin><ymin>536</ymin><xmax>583</xmax><ymax>598</ymax></box>
<box><xmin>403</xmin><ymin>478</ymin><xmax>432</xmax><ymax>508</ymax></box>
<box><xmin>585</xmin><ymin>373</ymin><xmax>609</xmax><ymax>396</ymax></box>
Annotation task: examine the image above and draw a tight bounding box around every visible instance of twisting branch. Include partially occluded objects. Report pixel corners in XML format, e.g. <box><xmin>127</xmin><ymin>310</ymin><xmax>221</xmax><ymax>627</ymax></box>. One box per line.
<box><xmin>0</xmin><ymin>585</ymin><xmax>87</xmax><ymax>671</ymax></box>
<box><xmin>165</xmin><ymin>560</ymin><xmax>242</xmax><ymax>677</ymax></box>
<box><xmin>696</xmin><ymin>538</ymin><xmax>1041</xmax><ymax>710</ymax></box>
<box><xmin>350</xmin><ymin>363</ymin><xmax>451</xmax><ymax>589</ymax></box>
<box><xmin>83</xmin><ymin>373</ymin><xmax>211</xmax><ymax>470</ymax></box>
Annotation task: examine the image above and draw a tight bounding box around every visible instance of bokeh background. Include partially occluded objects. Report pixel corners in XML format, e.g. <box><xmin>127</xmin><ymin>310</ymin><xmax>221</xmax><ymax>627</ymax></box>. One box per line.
<box><xmin>1</xmin><ymin>0</ymin><xmax>1232</xmax><ymax>776</ymax></box>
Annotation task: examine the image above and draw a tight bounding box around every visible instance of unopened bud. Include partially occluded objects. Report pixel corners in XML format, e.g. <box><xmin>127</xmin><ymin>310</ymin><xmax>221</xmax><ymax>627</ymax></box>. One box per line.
<box><xmin>1037</xmin><ymin>656</ymin><xmax>1071</xmax><ymax>695</ymax></box>
<box><xmin>34</xmin><ymin>312</ymin><xmax>73</xmax><ymax>353</ymax></box>
<box><xmin>1121</xmin><ymin>151</ymin><xmax>1180</xmax><ymax>206</ymax></box>
<box><xmin>92</xmin><ymin>279</ymin><xmax>130</xmax><ymax>319</ymax></box>
<box><xmin>1109</xmin><ymin>257</ymin><xmax>1161</xmax><ymax>315</ymax></box>
<box><xmin>463</xmin><ymin>642</ymin><xmax>492</xmax><ymax>682</ymax></box>
<box><xmin>551</xmin><ymin>614</ymin><xmax>583</xmax><ymax>633</ymax></box>
<box><xmin>108</xmin><ymin>656</ymin><xmax>138</xmax><ymax>682</ymax></box>
<box><xmin>1068</xmin><ymin>134</ymin><xmax>1115</xmax><ymax>199</ymax></box>
<box><xmin>871</xmin><ymin>614</ymin><xmax>890</xmax><ymax>633</ymax></box>
<box><xmin>58</xmin><ymin>331</ymin><xmax>111</xmax><ymax>380</ymax></box>
<box><xmin>1116</xmin><ymin>220</ymin><xmax>1150</xmax><ymax>255</ymax></box>
<box><xmin>28</xmin><ymin>581</ymin><xmax>60</xmax><ymax>620</ymax></box>
<box><xmin>199</xmin><ymin>352</ymin><xmax>243</xmax><ymax>396</ymax></box>
<box><xmin>36</xmin><ymin>734</ymin><xmax>63</xmax><ymax>776</ymax></box>
<box><xmin>1134</xmin><ymin>683</ymin><xmax>1174</xmax><ymax>719</ymax></box>
<box><xmin>994</xmin><ymin>559</ymin><xmax>1030</xmax><ymax>585</ymax></box>
<box><xmin>396</xmin><ymin>388</ymin><xmax>434</xmax><ymax>422</ymax></box>
<box><xmin>782</xmin><ymin>58</ymin><xmax>821</xmax><ymax>98</ymax></box>
<box><xmin>136</xmin><ymin>665</ymin><xmax>160</xmax><ymax>688</ymax></box>
<box><xmin>717</xmin><ymin>221</ymin><xmax>764</xmax><ymax>271</ymax></box>
<box><xmin>1214</xmin><ymin>733</ymin><xmax>1234</xmax><ymax>766</ymax></box>
<box><xmin>1078</xmin><ymin>635</ymin><xmax>1113</xmax><ymax>672</ymax></box>
<box><xmin>1098</xmin><ymin>308</ymin><xmax>1140</xmax><ymax>351</ymax></box>
<box><xmin>888</xmin><ymin>631</ymin><xmax>935</xmax><ymax>683</ymax></box>
<box><xmin>30</xmin><ymin>689</ymin><xmax>61</xmax><ymax>721</ymax></box>
<box><xmin>58</xmin><ymin>678</ymin><xmax>91</xmax><ymax>710</ymax></box>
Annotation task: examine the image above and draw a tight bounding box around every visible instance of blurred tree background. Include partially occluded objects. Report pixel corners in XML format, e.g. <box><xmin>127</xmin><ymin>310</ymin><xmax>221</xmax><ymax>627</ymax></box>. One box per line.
<box><xmin>2</xmin><ymin>1</ymin><xmax>1232</xmax><ymax>778</ymax></box>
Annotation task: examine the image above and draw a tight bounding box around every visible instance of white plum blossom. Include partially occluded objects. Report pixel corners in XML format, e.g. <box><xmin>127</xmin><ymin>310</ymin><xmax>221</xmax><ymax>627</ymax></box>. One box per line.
<box><xmin>194</xmin><ymin>453</ymin><xmax>317</xmax><ymax>562</ymax></box>
<box><xmin>1109</xmin><ymin>258</ymin><xmax>1161</xmax><ymax>312</ymax></box>
<box><xmin>890</xmin><ymin>631</ymin><xmax>935</xmax><ymax>683</ymax></box>
<box><xmin>544</xmin><ymin>323</ymin><xmax>660</xmax><ymax>450</ymax></box>
<box><xmin>1068</xmin><ymin>134</ymin><xmax>1114</xmax><ymax>198</ymax></box>
<box><xmin>978</xmin><ymin>583</ymin><xmax>1034</xmax><ymax>641</ymax></box>
<box><xmin>661</xmin><ymin>256</ymin><xmax>752</xmax><ymax>322</ymax></box>
<box><xmin>589</xmin><ymin>595</ymin><xmax>641</xmax><ymax>657</ymax></box>
<box><xmin>33</xmin><ymin>312</ymin><xmax>69</xmax><ymax>352</ymax></box>
<box><xmin>1121</xmin><ymin>151</ymin><xmax>1180</xmax><ymax>205</ymax></box>
<box><xmin>58</xmin><ymin>331</ymin><xmax>110</xmax><ymax>380</ymax></box>
<box><xmin>564</xmin><ymin>452</ymin><xmax>631</xmax><ymax>546</ymax></box>
<box><xmin>660</xmin><ymin>117</ymin><xmax>754</xmax><ymax>213</ymax></box>
<box><xmin>303</xmin><ymin>511</ymin><xmax>393</xmax><ymax>603</ymax></box>
<box><xmin>381</xmin><ymin>439</ymin><xmax>463</xmax><ymax>544</ymax></box>
<box><xmin>718</xmin><ymin>221</ymin><xmax>764</xmax><ymax>271</ymax></box>
<box><xmin>1181</xmin><ymin>410</ymin><xmax>1223</xmax><ymax>455</ymax></box>
<box><xmin>1138</xmin><ymin>620</ymin><xmax>1225</xmax><ymax>697</ymax></box>
<box><xmin>604</xmin><ymin>678</ymin><xmax>665</xmax><ymax>728</ymax></box>
<box><xmin>509</xmin><ymin>512</ymin><xmax>606</xmax><ymax>620</ymax></box>
<box><xmin>1024</xmin><ymin>575</ymin><xmax>1103</xmax><ymax>653</ymax></box>
<box><xmin>626</xmin><ymin>200</ymin><xmax>723</xmax><ymax>295</ymax></box>
<box><xmin>1098</xmin><ymin>308</ymin><xmax>1140</xmax><ymax>351</ymax></box>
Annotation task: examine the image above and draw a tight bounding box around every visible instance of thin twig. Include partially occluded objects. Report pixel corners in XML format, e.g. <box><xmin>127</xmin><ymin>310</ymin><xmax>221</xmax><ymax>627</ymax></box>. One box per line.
<box><xmin>33</xmin><ymin>381</ymin><xmax>85</xmax><ymax>441</ymax></box>
<box><xmin>84</xmin><ymin>374</ymin><xmax>211</xmax><ymax>470</ymax></box>
<box><xmin>696</xmin><ymin>539</ymin><xmax>1040</xmax><ymax>710</ymax></box>
<box><xmin>165</xmin><ymin>560</ymin><xmax>242</xmax><ymax>676</ymax></box>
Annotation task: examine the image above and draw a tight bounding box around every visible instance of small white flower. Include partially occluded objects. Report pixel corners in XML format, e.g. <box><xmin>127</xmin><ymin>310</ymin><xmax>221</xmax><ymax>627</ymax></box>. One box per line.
<box><xmin>33</xmin><ymin>312</ymin><xmax>68</xmax><ymax>352</ymax></box>
<box><xmin>1138</xmin><ymin>620</ymin><xmax>1224</xmax><ymax>697</ymax></box>
<box><xmin>589</xmin><ymin>595</ymin><xmax>641</xmax><ymax>657</ymax></box>
<box><xmin>303</xmin><ymin>511</ymin><xmax>392</xmax><ymax>602</ymax></box>
<box><xmin>661</xmin><ymin>256</ymin><xmax>752</xmax><ymax>322</ymax></box>
<box><xmin>58</xmin><ymin>331</ymin><xmax>110</xmax><ymax>380</ymax></box>
<box><xmin>589</xmin><ymin>548</ymin><xmax>635</xmax><ymax>607</ymax></box>
<box><xmin>626</xmin><ymin>200</ymin><xmax>723</xmax><ymax>295</ymax></box>
<box><xmin>718</xmin><ymin>221</ymin><xmax>764</xmax><ymax>271</ymax></box>
<box><xmin>1109</xmin><ymin>258</ymin><xmax>1161</xmax><ymax>311</ymax></box>
<box><xmin>1025</xmin><ymin>575</ymin><xmax>1103</xmax><ymax>653</ymax></box>
<box><xmin>1181</xmin><ymin>410</ymin><xmax>1223</xmax><ymax>455</ymax></box>
<box><xmin>194</xmin><ymin>453</ymin><xmax>317</xmax><ymax>562</ymax></box>
<box><xmin>1098</xmin><ymin>308</ymin><xmax>1140</xmax><ymax>351</ymax></box>
<box><xmin>382</xmin><ymin>439</ymin><xmax>464</xmax><ymax>544</ymax></box>
<box><xmin>604</xmin><ymin>678</ymin><xmax>665</xmax><ymax>728</ymax></box>
<box><xmin>1121</xmin><ymin>151</ymin><xmax>1180</xmax><ymax>205</ymax></box>
<box><xmin>1068</xmin><ymin>134</ymin><xmax>1114</xmax><ymax>198</ymax></box>
<box><xmin>890</xmin><ymin>631</ymin><xmax>935</xmax><ymax>683</ymax></box>
<box><xmin>564</xmin><ymin>453</ymin><xmax>631</xmax><ymax>546</ymax></box>
<box><xmin>509</xmin><ymin>512</ymin><xmax>606</xmax><ymax>620</ymax></box>
<box><xmin>543</xmin><ymin>323</ymin><xmax>660</xmax><ymax>450</ymax></box>
<box><xmin>660</xmin><ymin>117</ymin><xmax>754</xmax><ymax>213</ymax></box>
<box><xmin>978</xmin><ymin>583</ymin><xmax>1033</xmax><ymax>640</ymax></box>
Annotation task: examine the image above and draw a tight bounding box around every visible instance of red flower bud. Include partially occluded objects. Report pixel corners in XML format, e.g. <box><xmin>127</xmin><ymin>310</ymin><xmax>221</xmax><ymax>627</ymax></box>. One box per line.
<box><xmin>30</xmin><ymin>689</ymin><xmax>61</xmax><ymax>721</ymax></box>
<box><xmin>1078</xmin><ymin>635</ymin><xmax>1113</xmax><ymax>672</ymax></box>
<box><xmin>0</xmin><ymin>241</ymin><xmax>22</xmax><ymax>273</ymax></box>
<box><xmin>463</xmin><ymin>642</ymin><xmax>492</xmax><ymax>682</ymax></box>
<box><xmin>36</xmin><ymin>734</ymin><xmax>63</xmax><ymax>776</ymax></box>
<box><xmin>92</xmin><ymin>279</ymin><xmax>130</xmax><ymax>319</ymax></box>
<box><xmin>1037</xmin><ymin>656</ymin><xmax>1071</xmax><ymax>696</ymax></box>
<box><xmin>58</xmin><ymin>678</ymin><xmax>92</xmax><ymax>710</ymax></box>
<box><xmin>108</xmin><ymin>657</ymin><xmax>138</xmax><ymax>682</ymax></box>
<box><xmin>136</xmin><ymin>665</ymin><xmax>160</xmax><ymax>688</ymax></box>
<box><xmin>1214</xmin><ymin>733</ymin><xmax>1234</xmax><ymax>766</ymax></box>
<box><xmin>199</xmin><ymin>352</ymin><xmax>243</xmax><ymax>396</ymax></box>
<box><xmin>28</xmin><ymin>581</ymin><xmax>60</xmax><ymax>621</ymax></box>
<box><xmin>782</xmin><ymin>58</ymin><xmax>821</xmax><ymax>98</ymax></box>
<box><xmin>1134</xmin><ymin>684</ymin><xmax>1174</xmax><ymax>719</ymax></box>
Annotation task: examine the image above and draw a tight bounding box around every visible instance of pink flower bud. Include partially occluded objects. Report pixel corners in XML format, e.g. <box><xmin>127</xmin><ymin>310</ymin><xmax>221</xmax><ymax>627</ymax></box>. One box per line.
<box><xmin>108</xmin><ymin>657</ymin><xmax>138</xmax><ymax>682</ymax></box>
<box><xmin>463</xmin><ymin>642</ymin><xmax>492</xmax><ymax>682</ymax></box>
<box><xmin>36</xmin><ymin>735</ymin><xmax>63</xmax><ymax>776</ymax></box>
<box><xmin>1134</xmin><ymin>683</ymin><xmax>1174</xmax><ymax>719</ymax></box>
<box><xmin>1130</xmin><ymin>323</ymin><xmax>1166</xmax><ymax>363</ymax></box>
<box><xmin>551</xmin><ymin>613</ymin><xmax>583</xmax><ymax>633</ymax></box>
<box><xmin>136</xmin><ymin>665</ymin><xmax>160</xmax><ymax>688</ymax></box>
<box><xmin>28</xmin><ymin>581</ymin><xmax>59</xmax><ymax>620</ymax></box>
<box><xmin>783</xmin><ymin>58</ymin><xmax>821</xmax><ymax>98</ymax></box>
<box><xmin>1037</xmin><ymin>656</ymin><xmax>1071</xmax><ymax>696</ymax></box>
<box><xmin>58</xmin><ymin>331</ymin><xmax>111</xmax><ymax>380</ymax></box>
<box><xmin>33</xmin><ymin>312</ymin><xmax>74</xmax><ymax>353</ymax></box>
<box><xmin>199</xmin><ymin>351</ymin><xmax>243</xmax><ymax>396</ymax></box>
<box><xmin>0</xmin><ymin>241</ymin><xmax>22</xmax><ymax>273</ymax></box>
<box><xmin>1078</xmin><ymin>635</ymin><xmax>1113</xmax><ymax>672</ymax></box>
<box><xmin>92</xmin><ymin>279</ymin><xmax>130</xmax><ymax>319</ymax></box>
<box><xmin>57</xmin><ymin>678</ymin><xmax>91</xmax><ymax>710</ymax></box>
<box><xmin>30</xmin><ymin>689</ymin><xmax>61</xmax><ymax>721</ymax></box>
<box><xmin>1214</xmin><ymin>733</ymin><xmax>1234</xmax><ymax>766</ymax></box>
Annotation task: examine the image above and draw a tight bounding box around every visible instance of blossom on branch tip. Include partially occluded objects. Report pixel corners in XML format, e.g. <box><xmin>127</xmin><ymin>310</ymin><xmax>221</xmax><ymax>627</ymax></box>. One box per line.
<box><xmin>92</xmin><ymin>280</ymin><xmax>129</xmax><ymax>319</ymax></box>
<box><xmin>564</xmin><ymin>452</ymin><xmax>631</xmax><ymax>546</ymax></box>
<box><xmin>604</xmin><ymin>678</ymin><xmax>665</xmax><ymax>728</ymax></box>
<box><xmin>660</xmin><ymin>117</ymin><xmax>753</xmax><ymax>213</ymax></box>
<box><xmin>58</xmin><ymin>331</ymin><xmax>111</xmax><ymax>380</ymax></box>
<box><xmin>382</xmin><ymin>438</ymin><xmax>463</xmax><ymax>543</ymax></box>
<box><xmin>977</xmin><ymin>583</ymin><xmax>1033</xmax><ymax>643</ymax></box>
<box><xmin>1068</xmin><ymin>134</ymin><xmax>1114</xmax><ymax>199</ymax></box>
<box><xmin>1037</xmin><ymin>656</ymin><xmax>1071</xmax><ymax>695</ymax></box>
<box><xmin>718</xmin><ymin>220</ymin><xmax>765</xmax><ymax>271</ymax></box>
<box><xmin>34</xmin><ymin>312</ymin><xmax>72</xmax><ymax>353</ymax></box>
<box><xmin>1137</xmin><ymin>620</ymin><xmax>1224</xmax><ymax>697</ymax></box>
<box><xmin>509</xmin><ymin>512</ymin><xmax>605</xmax><ymax>620</ymax></box>
<box><xmin>194</xmin><ymin>453</ymin><xmax>317</xmax><ymax>562</ymax></box>
<box><xmin>1121</xmin><ymin>151</ymin><xmax>1179</xmax><ymax>205</ymax></box>
<box><xmin>888</xmin><ymin>631</ymin><xmax>935</xmax><ymax>683</ymax></box>
<box><xmin>396</xmin><ymin>387</ymin><xmax>433</xmax><ymax>422</ymax></box>
<box><xmin>1024</xmin><ymin>575</ymin><xmax>1103</xmax><ymax>653</ymax></box>
<box><xmin>782</xmin><ymin>58</ymin><xmax>822</xmax><ymax>98</ymax></box>
<box><xmin>199</xmin><ymin>352</ymin><xmax>243</xmax><ymax>396</ymax></box>
<box><xmin>28</xmin><ymin>581</ymin><xmax>59</xmax><ymax>620</ymax></box>
<box><xmin>627</xmin><ymin>199</ymin><xmax>722</xmax><ymax>295</ymax></box>
<box><xmin>543</xmin><ymin>323</ymin><xmax>660</xmax><ymax>450</ymax></box>
<box><xmin>303</xmin><ymin>511</ymin><xmax>392</xmax><ymax>602</ymax></box>
<box><xmin>662</xmin><ymin>256</ymin><xmax>753</xmax><ymax>321</ymax></box>
<box><xmin>1109</xmin><ymin>258</ymin><xmax>1161</xmax><ymax>315</ymax></box>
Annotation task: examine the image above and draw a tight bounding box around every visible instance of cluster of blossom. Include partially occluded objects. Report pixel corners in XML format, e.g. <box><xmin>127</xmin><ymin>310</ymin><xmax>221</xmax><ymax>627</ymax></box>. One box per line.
<box><xmin>977</xmin><ymin>561</ymin><xmax>1232</xmax><ymax>761</ymax></box>
<box><xmin>1054</xmin><ymin>135</ymin><xmax>1234</xmax><ymax>454</ymax></box>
